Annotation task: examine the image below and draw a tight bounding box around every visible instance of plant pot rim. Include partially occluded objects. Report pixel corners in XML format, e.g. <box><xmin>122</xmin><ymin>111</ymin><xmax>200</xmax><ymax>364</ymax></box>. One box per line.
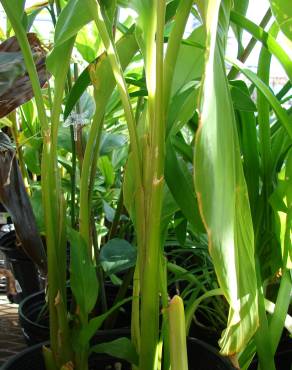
<box><xmin>1</xmin><ymin>337</ymin><xmax>235</xmax><ymax>370</ymax></box>
<box><xmin>18</xmin><ymin>290</ymin><xmax>48</xmax><ymax>330</ymax></box>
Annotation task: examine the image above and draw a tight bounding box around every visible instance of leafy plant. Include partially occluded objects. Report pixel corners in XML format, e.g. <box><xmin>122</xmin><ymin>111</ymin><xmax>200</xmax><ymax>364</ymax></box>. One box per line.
<box><xmin>1</xmin><ymin>1</ymin><xmax>291</xmax><ymax>370</ymax></box>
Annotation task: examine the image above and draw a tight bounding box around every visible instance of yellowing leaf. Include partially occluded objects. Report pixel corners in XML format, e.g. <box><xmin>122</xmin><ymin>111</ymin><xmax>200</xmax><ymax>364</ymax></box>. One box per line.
<box><xmin>194</xmin><ymin>0</ymin><xmax>258</xmax><ymax>355</ymax></box>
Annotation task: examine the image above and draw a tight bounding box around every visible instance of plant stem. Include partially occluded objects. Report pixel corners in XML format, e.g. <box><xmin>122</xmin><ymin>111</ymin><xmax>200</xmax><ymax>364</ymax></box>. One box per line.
<box><xmin>9</xmin><ymin>112</ymin><xmax>31</xmax><ymax>194</ymax></box>
<box><xmin>74</xmin><ymin>63</ymin><xmax>84</xmax><ymax>170</ymax></box>
<box><xmin>228</xmin><ymin>8</ymin><xmax>272</xmax><ymax>80</ymax></box>
<box><xmin>254</xmin><ymin>258</ymin><xmax>275</xmax><ymax>370</ymax></box>
<box><xmin>164</xmin><ymin>0</ymin><xmax>193</xmax><ymax>111</ymax></box>
<box><xmin>140</xmin><ymin>2</ymin><xmax>166</xmax><ymax>369</ymax></box>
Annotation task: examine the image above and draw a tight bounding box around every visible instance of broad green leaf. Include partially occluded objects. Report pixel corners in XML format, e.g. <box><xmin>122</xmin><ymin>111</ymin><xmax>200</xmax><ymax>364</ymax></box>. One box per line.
<box><xmin>230</xmin><ymin>82</ymin><xmax>257</xmax><ymax>112</ymax></box>
<box><xmin>90</xmin><ymin>337</ymin><xmax>138</xmax><ymax>366</ymax></box>
<box><xmin>54</xmin><ymin>0</ymin><xmax>93</xmax><ymax>46</ymax></box>
<box><xmin>100</xmin><ymin>133</ymin><xmax>126</xmax><ymax>155</ymax></box>
<box><xmin>233</xmin><ymin>81</ymin><xmax>259</xmax><ymax>218</ymax></box>
<box><xmin>170</xmin><ymin>27</ymin><xmax>205</xmax><ymax>98</ymax></box>
<box><xmin>99</xmin><ymin>238</ymin><xmax>137</xmax><ymax>275</ymax></box>
<box><xmin>68</xmin><ymin>229</ymin><xmax>98</xmax><ymax>316</ymax></box>
<box><xmin>76</xmin><ymin>24</ymin><xmax>102</xmax><ymax>63</ymax></box>
<box><xmin>58</xmin><ymin>126</ymin><xmax>73</xmax><ymax>152</ymax></box>
<box><xmin>30</xmin><ymin>188</ymin><xmax>45</xmax><ymax>233</ymax></box>
<box><xmin>64</xmin><ymin>30</ymin><xmax>138</xmax><ymax>120</ymax></box>
<box><xmin>23</xmin><ymin>140</ymin><xmax>41</xmax><ymax>175</ymax></box>
<box><xmin>270</xmin><ymin>0</ymin><xmax>292</xmax><ymax>40</ymax></box>
<box><xmin>174</xmin><ymin>211</ymin><xmax>187</xmax><ymax>246</ymax></box>
<box><xmin>46</xmin><ymin>38</ymin><xmax>75</xmax><ymax>77</ymax></box>
<box><xmin>194</xmin><ymin>0</ymin><xmax>258</xmax><ymax>355</ymax></box>
<box><xmin>165</xmin><ymin>140</ymin><xmax>204</xmax><ymax>234</ymax></box>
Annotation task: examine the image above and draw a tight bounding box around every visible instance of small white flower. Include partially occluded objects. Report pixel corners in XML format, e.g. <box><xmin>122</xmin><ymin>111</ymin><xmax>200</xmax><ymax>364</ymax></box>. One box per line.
<box><xmin>63</xmin><ymin>111</ymin><xmax>90</xmax><ymax>141</ymax></box>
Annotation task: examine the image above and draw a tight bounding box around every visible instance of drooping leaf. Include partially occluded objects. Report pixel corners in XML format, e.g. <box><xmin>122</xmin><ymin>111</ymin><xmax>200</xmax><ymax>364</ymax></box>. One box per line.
<box><xmin>0</xmin><ymin>34</ymin><xmax>50</xmax><ymax>118</ymax></box>
<box><xmin>194</xmin><ymin>0</ymin><xmax>258</xmax><ymax>355</ymax></box>
<box><xmin>270</xmin><ymin>0</ymin><xmax>292</xmax><ymax>40</ymax></box>
<box><xmin>99</xmin><ymin>238</ymin><xmax>137</xmax><ymax>275</ymax></box>
<box><xmin>0</xmin><ymin>132</ymin><xmax>47</xmax><ymax>273</ymax></box>
<box><xmin>68</xmin><ymin>229</ymin><xmax>98</xmax><ymax>316</ymax></box>
<box><xmin>90</xmin><ymin>337</ymin><xmax>138</xmax><ymax>366</ymax></box>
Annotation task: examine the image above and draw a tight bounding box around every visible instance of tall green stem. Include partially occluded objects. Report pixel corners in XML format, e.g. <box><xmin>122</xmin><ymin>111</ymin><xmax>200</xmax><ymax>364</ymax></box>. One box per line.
<box><xmin>140</xmin><ymin>2</ymin><xmax>166</xmax><ymax>369</ymax></box>
<box><xmin>164</xmin><ymin>0</ymin><xmax>193</xmax><ymax>111</ymax></box>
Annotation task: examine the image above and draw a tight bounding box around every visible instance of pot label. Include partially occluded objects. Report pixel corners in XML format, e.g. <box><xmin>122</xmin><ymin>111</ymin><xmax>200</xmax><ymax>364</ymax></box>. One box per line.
<box><xmin>15</xmin><ymin>280</ymin><xmax>22</xmax><ymax>293</ymax></box>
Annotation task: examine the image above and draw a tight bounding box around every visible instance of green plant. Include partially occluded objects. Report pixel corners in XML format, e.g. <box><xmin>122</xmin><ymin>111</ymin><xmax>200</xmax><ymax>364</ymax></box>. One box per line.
<box><xmin>1</xmin><ymin>0</ymin><xmax>291</xmax><ymax>370</ymax></box>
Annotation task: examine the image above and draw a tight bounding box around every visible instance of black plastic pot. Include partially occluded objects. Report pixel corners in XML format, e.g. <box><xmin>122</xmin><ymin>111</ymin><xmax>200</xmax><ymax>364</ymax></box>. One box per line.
<box><xmin>1</xmin><ymin>337</ymin><xmax>234</xmax><ymax>370</ymax></box>
<box><xmin>0</xmin><ymin>341</ymin><xmax>130</xmax><ymax>370</ymax></box>
<box><xmin>19</xmin><ymin>286</ymin><xmax>132</xmax><ymax>346</ymax></box>
<box><xmin>0</xmin><ymin>231</ymin><xmax>40</xmax><ymax>301</ymax></box>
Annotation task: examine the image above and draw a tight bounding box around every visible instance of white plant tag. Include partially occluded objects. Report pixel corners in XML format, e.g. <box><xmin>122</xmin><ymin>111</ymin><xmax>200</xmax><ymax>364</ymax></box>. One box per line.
<box><xmin>15</xmin><ymin>280</ymin><xmax>22</xmax><ymax>293</ymax></box>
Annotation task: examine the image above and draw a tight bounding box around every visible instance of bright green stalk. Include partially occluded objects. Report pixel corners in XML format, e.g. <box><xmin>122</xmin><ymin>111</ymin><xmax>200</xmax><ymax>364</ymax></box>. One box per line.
<box><xmin>0</xmin><ymin>2</ymin><xmax>73</xmax><ymax>366</ymax></box>
<box><xmin>254</xmin><ymin>258</ymin><xmax>276</xmax><ymax>370</ymax></box>
<box><xmin>139</xmin><ymin>2</ymin><xmax>166</xmax><ymax>369</ymax></box>
<box><xmin>164</xmin><ymin>0</ymin><xmax>193</xmax><ymax>111</ymax></box>
<box><xmin>83</xmin><ymin>0</ymin><xmax>145</xmax><ymax>264</ymax></box>
<box><xmin>168</xmin><ymin>296</ymin><xmax>189</xmax><ymax>370</ymax></box>
<box><xmin>0</xmin><ymin>0</ymin><xmax>59</xmax><ymax>358</ymax></box>
<box><xmin>269</xmin><ymin>268</ymin><xmax>292</xmax><ymax>354</ymax></box>
<box><xmin>79</xmin><ymin>104</ymin><xmax>104</xmax><ymax>252</ymax></box>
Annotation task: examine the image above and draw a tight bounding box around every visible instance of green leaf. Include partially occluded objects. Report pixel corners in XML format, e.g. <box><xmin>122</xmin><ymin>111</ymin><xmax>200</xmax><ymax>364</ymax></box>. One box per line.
<box><xmin>233</xmin><ymin>81</ymin><xmax>259</xmax><ymax>218</ymax></box>
<box><xmin>165</xmin><ymin>140</ymin><xmax>204</xmax><ymax>234</ymax></box>
<box><xmin>78</xmin><ymin>297</ymin><xmax>131</xmax><ymax>347</ymax></box>
<box><xmin>231</xmin><ymin>0</ymin><xmax>249</xmax><ymax>55</ymax></box>
<box><xmin>54</xmin><ymin>0</ymin><xmax>93</xmax><ymax>46</ymax></box>
<box><xmin>98</xmin><ymin>156</ymin><xmax>115</xmax><ymax>187</ymax></box>
<box><xmin>75</xmin><ymin>23</ymin><xmax>101</xmax><ymax>63</ymax></box>
<box><xmin>230</xmin><ymin>11</ymin><xmax>292</xmax><ymax>82</ymax></box>
<box><xmin>174</xmin><ymin>211</ymin><xmax>187</xmax><ymax>246</ymax></box>
<box><xmin>46</xmin><ymin>38</ymin><xmax>75</xmax><ymax>77</ymax></box>
<box><xmin>99</xmin><ymin>238</ymin><xmax>137</xmax><ymax>275</ymax></box>
<box><xmin>68</xmin><ymin>229</ymin><xmax>98</xmax><ymax>316</ymax></box>
<box><xmin>228</xmin><ymin>57</ymin><xmax>292</xmax><ymax>140</ymax></box>
<box><xmin>0</xmin><ymin>117</ymin><xmax>13</xmax><ymax>128</ymax></box>
<box><xmin>90</xmin><ymin>337</ymin><xmax>138</xmax><ymax>366</ymax></box>
<box><xmin>30</xmin><ymin>188</ymin><xmax>45</xmax><ymax>233</ymax></box>
<box><xmin>230</xmin><ymin>82</ymin><xmax>257</xmax><ymax>112</ymax></box>
<box><xmin>23</xmin><ymin>141</ymin><xmax>41</xmax><ymax>175</ymax></box>
<box><xmin>170</xmin><ymin>27</ymin><xmax>205</xmax><ymax>98</ymax></box>
<box><xmin>64</xmin><ymin>30</ymin><xmax>138</xmax><ymax>120</ymax></box>
<box><xmin>195</xmin><ymin>0</ymin><xmax>258</xmax><ymax>355</ymax></box>
<box><xmin>270</xmin><ymin>0</ymin><xmax>292</xmax><ymax>40</ymax></box>
<box><xmin>100</xmin><ymin>133</ymin><xmax>126</xmax><ymax>155</ymax></box>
